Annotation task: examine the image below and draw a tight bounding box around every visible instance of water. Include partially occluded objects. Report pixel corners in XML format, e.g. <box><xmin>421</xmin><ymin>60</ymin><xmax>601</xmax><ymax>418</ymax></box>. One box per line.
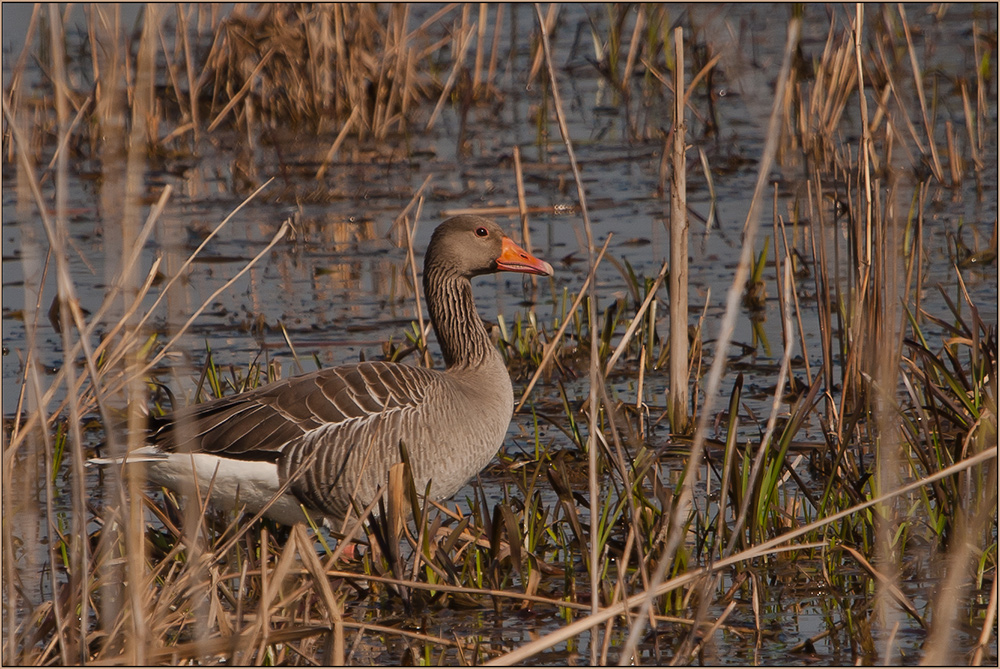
<box><xmin>2</xmin><ymin>3</ymin><xmax>996</xmax><ymax>665</ymax></box>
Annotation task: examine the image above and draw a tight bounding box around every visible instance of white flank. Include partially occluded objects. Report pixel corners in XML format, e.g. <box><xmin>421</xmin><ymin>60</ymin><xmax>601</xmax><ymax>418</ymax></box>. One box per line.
<box><xmin>93</xmin><ymin>448</ymin><xmax>323</xmax><ymax>527</ymax></box>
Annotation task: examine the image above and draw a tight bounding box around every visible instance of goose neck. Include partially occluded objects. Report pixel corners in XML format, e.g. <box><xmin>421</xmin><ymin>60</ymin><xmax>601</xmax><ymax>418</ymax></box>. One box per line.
<box><xmin>423</xmin><ymin>266</ymin><xmax>495</xmax><ymax>369</ymax></box>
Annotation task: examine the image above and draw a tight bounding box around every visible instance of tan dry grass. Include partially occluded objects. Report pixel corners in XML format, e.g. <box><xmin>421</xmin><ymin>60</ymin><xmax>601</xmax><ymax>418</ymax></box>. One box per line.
<box><xmin>2</xmin><ymin>4</ymin><xmax>996</xmax><ymax>665</ymax></box>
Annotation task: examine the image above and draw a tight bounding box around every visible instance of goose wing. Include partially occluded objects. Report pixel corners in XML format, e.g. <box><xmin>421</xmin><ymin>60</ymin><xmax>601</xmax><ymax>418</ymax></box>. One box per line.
<box><xmin>151</xmin><ymin>361</ymin><xmax>442</xmax><ymax>462</ymax></box>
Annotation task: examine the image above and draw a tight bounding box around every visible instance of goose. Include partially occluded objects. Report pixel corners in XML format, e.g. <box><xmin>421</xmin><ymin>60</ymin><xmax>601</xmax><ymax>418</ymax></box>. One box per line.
<box><xmin>102</xmin><ymin>216</ymin><xmax>553</xmax><ymax>531</ymax></box>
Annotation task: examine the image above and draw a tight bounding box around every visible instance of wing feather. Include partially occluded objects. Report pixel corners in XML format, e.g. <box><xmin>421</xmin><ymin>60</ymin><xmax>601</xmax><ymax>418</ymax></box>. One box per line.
<box><xmin>151</xmin><ymin>362</ymin><xmax>439</xmax><ymax>463</ymax></box>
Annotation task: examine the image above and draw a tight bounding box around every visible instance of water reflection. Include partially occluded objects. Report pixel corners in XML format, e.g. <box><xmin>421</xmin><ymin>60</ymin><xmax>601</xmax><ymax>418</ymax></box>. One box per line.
<box><xmin>1</xmin><ymin>3</ymin><xmax>996</xmax><ymax>665</ymax></box>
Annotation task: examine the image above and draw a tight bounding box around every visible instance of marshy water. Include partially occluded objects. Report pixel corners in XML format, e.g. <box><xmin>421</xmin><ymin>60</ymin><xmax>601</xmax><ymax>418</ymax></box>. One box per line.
<box><xmin>2</xmin><ymin>3</ymin><xmax>997</xmax><ymax>665</ymax></box>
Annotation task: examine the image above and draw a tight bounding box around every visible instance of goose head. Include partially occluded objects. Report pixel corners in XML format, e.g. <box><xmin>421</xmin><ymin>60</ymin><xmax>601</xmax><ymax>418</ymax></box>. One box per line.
<box><xmin>426</xmin><ymin>216</ymin><xmax>553</xmax><ymax>278</ymax></box>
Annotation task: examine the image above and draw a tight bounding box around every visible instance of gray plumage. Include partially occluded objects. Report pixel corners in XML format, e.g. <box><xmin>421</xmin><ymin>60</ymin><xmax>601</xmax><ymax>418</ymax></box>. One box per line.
<box><xmin>141</xmin><ymin>216</ymin><xmax>553</xmax><ymax>527</ymax></box>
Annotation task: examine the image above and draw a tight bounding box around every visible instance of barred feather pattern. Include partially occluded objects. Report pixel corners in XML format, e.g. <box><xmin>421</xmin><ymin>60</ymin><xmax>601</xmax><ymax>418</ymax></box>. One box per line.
<box><xmin>424</xmin><ymin>262</ymin><xmax>495</xmax><ymax>369</ymax></box>
<box><xmin>149</xmin><ymin>228</ymin><xmax>517</xmax><ymax>525</ymax></box>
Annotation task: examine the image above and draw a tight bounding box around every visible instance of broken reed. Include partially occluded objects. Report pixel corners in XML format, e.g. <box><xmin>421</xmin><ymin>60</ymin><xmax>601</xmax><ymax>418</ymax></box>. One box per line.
<box><xmin>3</xmin><ymin>3</ymin><xmax>996</xmax><ymax>666</ymax></box>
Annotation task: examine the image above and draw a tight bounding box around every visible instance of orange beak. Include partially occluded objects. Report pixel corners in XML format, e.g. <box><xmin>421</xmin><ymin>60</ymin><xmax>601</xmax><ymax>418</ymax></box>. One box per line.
<box><xmin>496</xmin><ymin>237</ymin><xmax>554</xmax><ymax>276</ymax></box>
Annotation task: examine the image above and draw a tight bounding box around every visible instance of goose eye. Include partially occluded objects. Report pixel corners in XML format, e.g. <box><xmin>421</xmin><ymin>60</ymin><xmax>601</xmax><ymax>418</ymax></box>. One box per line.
<box><xmin>475</xmin><ymin>227</ymin><xmax>489</xmax><ymax>237</ymax></box>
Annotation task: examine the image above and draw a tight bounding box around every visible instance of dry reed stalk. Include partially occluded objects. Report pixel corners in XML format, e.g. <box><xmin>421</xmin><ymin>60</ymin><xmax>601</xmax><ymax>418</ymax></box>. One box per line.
<box><xmin>424</xmin><ymin>22</ymin><xmax>475</xmax><ymax>131</ymax></box>
<box><xmin>724</xmin><ymin>255</ymin><xmax>798</xmax><ymax>557</ymax></box>
<box><xmin>157</xmin><ymin>22</ymin><xmax>188</xmax><ymax>124</ymax></box>
<box><xmin>668</xmin><ymin>26</ymin><xmax>690</xmax><ymax>435</ymax></box>
<box><xmin>249</xmin><ymin>526</ymin><xmax>297</xmax><ymax>663</ymax></box>
<box><xmin>716</xmin><ymin>371</ymin><xmax>743</xmax><ymax>556</ymax></box>
<box><xmin>400</xmin><ymin>198</ymin><xmax>432</xmax><ymax>367</ymax></box>
<box><xmin>771</xmin><ymin>187</ymin><xmax>790</xmax><ymax>336</ymax></box>
<box><xmin>290</xmin><ymin>525</ymin><xmax>344</xmax><ymax>664</ymax></box>
<box><xmin>315</xmin><ymin>104</ymin><xmax>362</xmax><ymax>179</ymax></box>
<box><xmin>6</xmin><ymin>125</ymin><xmax>51</xmax><ymax>667</ymax></box>
<box><xmin>808</xmin><ymin>176</ymin><xmax>840</xmax><ymax>428</ymax></box>
<box><xmin>311</xmin><ymin>5</ymin><xmax>336</xmax><ymax>117</ymax></box>
<box><xmin>527</xmin><ymin>3</ymin><xmax>558</xmax><ymax>84</ymax></box>
<box><xmin>39</xmin><ymin>96</ymin><xmax>92</xmax><ymax>184</ymax></box>
<box><xmin>897</xmin><ymin>4</ymin><xmax>944</xmax><ymax>183</ymax></box>
<box><xmin>485</xmin><ymin>3</ymin><xmax>505</xmax><ymax>96</ymax></box>
<box><xmin>2</xmin><ymin>4</ymin><xmax>40</xmax><ymax>161</ymax></box>
<box><xmin>392</xmin><ymin>8</ymin><xmax>415</xmax><ymax>137</ymax></box>
<box><xmin>2</xmin><ymin>15</ymin><xmax>53</xmax><ymax>661</ymax></box>
<box><xmin>853</xmin><ymin>5</ymin><xmax>874</xmax><ymax>267</ymax></box>
<box><xmin>842</xmin><ymin>545</ymin><xmax>925</xmax><ymax>627</ymax></box>
<box><xmin>637</xmin><ymin>340</ymin><xmax>648</xmax><ymax>414</ymax></box>
<box><xmin>370</xmin><ymin>5</ymin><xmax>398</xmax><ymax>139</ymax></box>
<box><xmin>94</xmin><ymin>5</ymin><xmax>160</xmax><ymax>661</ymax></box>
<box><xmin>867</xmin><ymin>80</ymin><xmax>892</xmax><ymax>139</ymax></box>
<box><xmin>674</xmin><ymin>573</ymin><xmax>731</xmax><ymax>662</ymax></box>
<box><xmin>192</xmin><ymin>4</ymin><xmax>441</xmax><ymax>137</ymax></box>
<box><xmin>176</xmin><ymin>4</ymin><xmax>201</xmax><ymax>143</ymax></box>
<box><xmin>531</xmin><ymin>10</ymin><xmax>604</xmax><ymax>660</ymax></box>
<box><xmin>869</xmin><ymin>39</ymin><xmax>923</xmax><ymax>175</ymax></box>
<box><xmin>616</xmin><ymin>15</ymin><xmax>803</xmax><ymax>665</ymax></box>
<box><xmin>136</xmin><ymin>622</ymin><xmax>331</xmax><ymax>664</ymax></box>
<box><xmin>592</xmin><ymin>395</ymin><xmax>654</xmax><ymax>604</ymax></box>
<box><xmin>960</xmin><ymin>81</ymin><xmax>983</xmax><ymax>171</ymax></box>
<box><xmin>971</xmin><ymin>575</ymin><xmax>999</xmax><ymax>665</ymax></box>
<box><xmin>207</xmin><ymin>48</ymin><xmax>275</xmax><ymax>132</ymax></box>
<box><xmin>509</xmin><ymin>233</ymin><xmax>608</xmax><ymax>391</ymax></box>
<box><xmin>511</xmin><ymin>144</ymin><xmax>544</xmax><ymax>294</ymax></box>
<box><xmin>489</xmin><ymin>446</ymin><xmax>997</xmax><ymax>665</ymax></box>
<box><xmin>921</xmin><ymin>480</ymin><xmax>998</xmax><ymax>664</ymax></box>
<box><xmin>775</xmin><ymin>210</ymin><xmax>813</xmax><ymax>383</ymax></box>
<box><xmin>484</xmin><ymin>542</ymin><xmax>820</xmax><ymax>666</ymax></box>
<box><xmin>0</xmin><ymin>132</ymin><xmax>164</xmax><ymax>454</ymax></box>
<box><xmin>973</xmin><ymin>20</ymin><xmax>988</xmax><ymax>152</ymax></box>
<box><xmin>391</xmin><ymin>174</ymin><xmax>435</xmax><ymax>243</ymax></box>
<box><xmin>604</xmin><ymin>260</ymin><xmax>668</xmax><ymax>376</ymax></box>
<box><xmin>442</xmin><ymin>204</ymin><xmax>564</xmax><ymax>217</ymax></box>
<box><xmin>870</xmin><ymin>184</ymin><xmax>910</xmax><ymax>657</ymax></box>
<box><xmin>329</xmin><ymin>5</ymin><xmax>350</xmax><ymax>128</ymax></box>
<box><xmin>5</xmin><ymin>173</ymin><xmax>167</xmax><ymax>640</ymax></box>
<box><xmin>835</xmin><ymin>249</ymin><xmax>867</xmax><ymax>437</ymax></box>
<box><xmin>621</xmin><ymin>5</ymin><xmax>645</xmax><ymax>92</ymax></box>
<box><xmin>513</xmin><ymin>145</ymin><xmax>530</xmax><ymax>246</ymax></box>
<box><xmin>510</xmin><ymin>234</ymin><xmax>608</xmax><ymax>412</ymax></box>
<box><xmin>322</xmin><ymin>566</ymin><xmax>592</xmax><ymax>612</ymax></box>
<box><xmin>44</xmin><ymin>7</ymin><xmax>91</xmax><ymax>660</ymax></box>
<box><xmin>405</xmin><ymin>2</ymin><xmax>460</xmax><ymax>43</ymax></box>
<box><xmin>801</xmin><ymin>17</ymin><xmax>855</xmax><ymax>165</ymax></box>
<box><xmin>104</xmin><ymin>185</ymin><xmax>283</xmax><ymax>397</ymax></box>
<box><xmin>697</xmin><ymin>147</ymin><xmax>719</xmax><ymax>237</ymax></box>
<box><xmin>806</xmin><ymin>17</ymin><xmax>834</xmax><ymax>133</ymax></box>
<box><xmin>63</xmin><ymin>193</ymin><xmax>164</xmax><ymax>376</ymax></box>
<box><xmin>382</xmin><ymin>5</ymin><xmax>412</xmax><ymax>139</ymax></box>
<box><xmin>945</xmin><ymin>119</ymin><xmax>962</xmax><ymax>186</ymax></box>
<box><xmin>473</xmin><ymin>3</ymin><xmax>488</xmax><ymax>94</ymax></box>
<box><xmin>599</xmin><ymin>547</ymin><xmax>628</xmax><ymax>664</ymax></box>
